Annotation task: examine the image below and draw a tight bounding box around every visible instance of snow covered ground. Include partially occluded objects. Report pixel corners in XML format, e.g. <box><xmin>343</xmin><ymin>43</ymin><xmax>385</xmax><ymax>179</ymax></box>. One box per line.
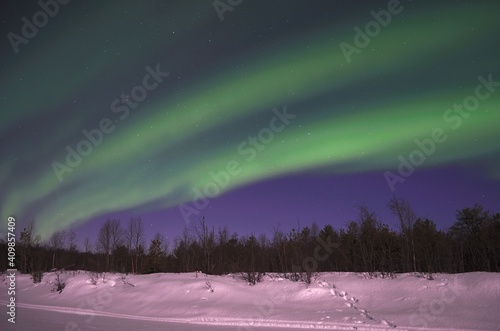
<box><xmin>1</xmin><ymin>271</ymin><xmax>499</xmax><ymax>330</ymax></box>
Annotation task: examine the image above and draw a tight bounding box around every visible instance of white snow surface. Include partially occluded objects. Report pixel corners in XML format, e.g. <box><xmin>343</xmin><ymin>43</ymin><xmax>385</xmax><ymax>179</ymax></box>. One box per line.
<box><xmin>1</xmin><ymin>271</ymin><xmax>499</xmax><ymax>330</ymax></box>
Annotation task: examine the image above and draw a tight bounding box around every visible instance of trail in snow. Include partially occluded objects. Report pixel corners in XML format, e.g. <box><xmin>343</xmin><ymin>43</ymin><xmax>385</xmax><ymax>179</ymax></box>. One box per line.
<box><xmin>318</xmin><ymin>279</ymin><xmax>396</xmax><ymax>328</ymax></box>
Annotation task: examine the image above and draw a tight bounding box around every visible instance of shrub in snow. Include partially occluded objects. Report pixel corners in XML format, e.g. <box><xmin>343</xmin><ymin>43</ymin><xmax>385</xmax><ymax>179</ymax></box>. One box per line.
<box><xmin>241</xmin><ymin>271</ymin><xmax>264</xmax><ymax>285</ymax></box>
<box><xmin>205</xmin><ymin>280</ymin><xmax>214</xmax><ymax>292</ymax></box>
<box><xmin>284</xmin><ymin>271</ymin><xmax>316</xmax><ymax>285</ymax></box>
<box><xmin>360</xmin><ymin>271</ymin><xmax>397</xmax><ymax>279</ymax></box>
<box><xmin>51</xmin><ymin>270</ymin><xmax>66</xmax><ymax>294</ymax></box>
<box><xmin>287</xmin><ymin>272</ymin><xmax>301</xmax><ymax>282</ymax></box>
<box><xmin>414</xmin><ymin>272</ymin><xmax>433</xmax><ymax>280</ymax></box>
<box><xmin>31</xmin><ymin>270</ymin><xmax>44</xmax><ymax>283</ymax></box>
<box><xmin>305</xmin><ymin>271</ymin><xmax>320</xmax><ymax>285</ymax></box>
<box><xmin>89</xmin><ymin>271</ymin><xmax>104</xmax><ymax>285</ymax></box>
<box><xmin>120</xmin><ymin>273</ymin><xmax>135</xmax><ymax>287</ymax></box>
<box><xmin>379</xmin><ymin>271</ymin><xmax>397</xmax><ymax>279</ymax></box>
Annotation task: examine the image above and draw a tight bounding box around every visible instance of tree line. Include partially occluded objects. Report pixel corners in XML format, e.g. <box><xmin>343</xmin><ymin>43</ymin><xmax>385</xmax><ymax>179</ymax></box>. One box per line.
<box><xmin>1</xmin><ymin>199</ymin><xmax>499</xmax><ymax>278</ymax></box>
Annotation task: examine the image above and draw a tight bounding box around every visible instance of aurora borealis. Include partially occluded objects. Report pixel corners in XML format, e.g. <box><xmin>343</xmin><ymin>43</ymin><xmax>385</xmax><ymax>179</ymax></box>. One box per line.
<box><xmin>1</xmin><ymin>0</ymin><xmax>499</xmax><ymax>242</ymax></box>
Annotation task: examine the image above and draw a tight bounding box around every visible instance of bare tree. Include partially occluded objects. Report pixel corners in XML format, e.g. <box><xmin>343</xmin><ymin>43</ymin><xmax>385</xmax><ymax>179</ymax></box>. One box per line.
<box><xmin>49</xmin><ymin>230</ymin><xmax>66</xmax><ymax>270</ymax></box>
<box><xmin>83</xmin><ymin>237</ymin><xmax>92</xmax><ymax>253</ymax></box>
<box><xmin>67</xmin><ymin>228</ymin><xmax>78</xmax><ymax>252</ymax></box>
<box><xmin>357</xmin><ymin>205</ymin><xmax>379</xmax><ymax>272</ymax></box>
<box><xmin>125</xmin><ymin>217</ymin><xmax>145</xmax><ymax>273</ymax></box>
<box><xmin>110</xmin><ymin>220</ymin><xmax>123</xmax><ymax>252</ymax></box>
<box><xmin>389</xmin><ymin>197</ymin><xmax>417</xmax><ymax>272</ymax></box>
<box><xmin>174</xmin><ymin>227</ymin><xmax>195</xmax><ymax>272</ymax></box>
<box><xmin>97</xmin><ymin>221</ymin><xmax>111</xmax><ymax>271</ymax></box>
<box><xmin>82</xmin><ymin>237</ymin><xmax>92</xmax><ymax>271</ymax></box>
<box><xmin>192</xmin><ymin>217</ymin><xmax>215</xmax><ymax>274</ymax></box>
<box><xmin>214</xmin><ymin>226</ymin><xmax>230</xmax><ymax>274</ymax></box>
<box><xmin>97</xmin><ymin>218</ymin><xmax>123</xmax><ymax>271</ymax></box>
<box><xmin>161</xmin><ymin>236</ymin><xmax>169</xmax><ymax>257</ymax></box>
<box><xmin>19</xmin><ymin>219</ymin><xmax>40</xmax><ymax>273</ymax></box>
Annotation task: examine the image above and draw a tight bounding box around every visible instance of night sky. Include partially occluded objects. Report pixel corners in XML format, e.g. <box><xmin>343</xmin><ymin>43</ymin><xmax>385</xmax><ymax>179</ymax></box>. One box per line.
<box><xmin>1</xmin><ymin>0</ymin><xmax>499</xmax><ymax>245</ymax></box>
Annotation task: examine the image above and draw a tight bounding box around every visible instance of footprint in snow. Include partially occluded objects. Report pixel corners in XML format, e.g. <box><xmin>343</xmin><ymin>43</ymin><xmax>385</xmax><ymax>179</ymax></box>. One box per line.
<box><xmin>360</xmin><ymin>309</ymin><xmax>374</xmax><ymax>320</ymax></box>
<box><xmin>381</xmin><ymin>319</ymin><xmax>397</xmax><ymax>328</ymax></box>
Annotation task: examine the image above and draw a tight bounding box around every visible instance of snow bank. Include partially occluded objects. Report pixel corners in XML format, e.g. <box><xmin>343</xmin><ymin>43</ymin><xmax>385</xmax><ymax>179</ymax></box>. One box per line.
<box><xmin>1</xmin><ymin>271</ymin><xmax>499</xmax><ymax>330</ymax></box>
